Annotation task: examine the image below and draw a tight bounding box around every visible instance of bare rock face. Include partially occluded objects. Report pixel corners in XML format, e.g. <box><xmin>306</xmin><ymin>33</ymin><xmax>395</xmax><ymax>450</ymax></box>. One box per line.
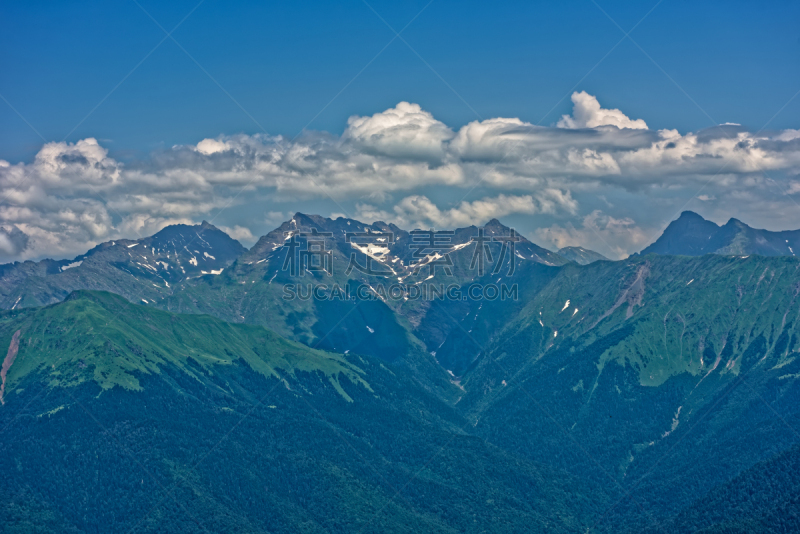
<box><xmin>0</xmin><ymin>330</ymin><xmax>20</xmax><ymax>404</ymax></box>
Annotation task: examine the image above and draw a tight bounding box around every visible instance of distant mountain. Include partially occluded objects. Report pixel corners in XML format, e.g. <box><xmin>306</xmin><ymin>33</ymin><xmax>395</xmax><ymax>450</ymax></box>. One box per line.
<box><xmin>557</xmin><ymin>245</ymin><xmax>609</xmax><ymax>264</ymax></box>
<box><xmin>0</xmin><ymin>221</ymin><xmax>245</xmax><ymax>309</ymax></box>
<box><xmin>639</xmin><ymin>210</ymin><xmax>800</xmax><ymax>257</ymax></box>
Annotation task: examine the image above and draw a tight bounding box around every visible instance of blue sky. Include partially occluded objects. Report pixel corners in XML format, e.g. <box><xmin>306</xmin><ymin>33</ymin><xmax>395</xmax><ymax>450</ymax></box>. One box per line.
<box><xmin>3</xmin><ymin>0</ymin><xmax>798</xmax><ymax>159</ymax></box>
<box><xmin>1</xmin><ymin>0</ymin><xmax>800</xmax><ymax>261</ymax></box>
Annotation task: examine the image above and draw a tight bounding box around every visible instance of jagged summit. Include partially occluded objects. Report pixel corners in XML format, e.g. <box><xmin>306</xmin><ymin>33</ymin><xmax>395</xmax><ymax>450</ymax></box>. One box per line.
<box><xmin>199</xmin><ymin>219</ymin><xmax>218</xmax><ymax>230</ymax></box>
<box><xmin>639</xmin><ymin>211</ymin><xmax>800</xmax><ymax>257</ymax></box>
<box><xmin>243</xmin><ymin>213</ymin><xmax>565</xmax><ymax>269</ymax></box>
<box><xmin>483</xmin><ymin>218</ymin><xmax>508</xmax><ymax>229</ymax></box>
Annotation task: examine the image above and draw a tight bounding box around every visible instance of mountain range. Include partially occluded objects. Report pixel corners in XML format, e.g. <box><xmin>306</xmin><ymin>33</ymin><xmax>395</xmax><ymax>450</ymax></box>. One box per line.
<box><xmin>3</xmin><ymin>210</ymin><xmax>800</xmax><ymax>533</ymax></box>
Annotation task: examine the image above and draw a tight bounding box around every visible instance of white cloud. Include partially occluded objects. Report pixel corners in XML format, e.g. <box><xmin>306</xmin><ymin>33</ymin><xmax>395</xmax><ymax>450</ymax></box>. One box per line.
<box><xmin>535</xmin><ymin>210</ymin><xmax>651</xmax><ymax>260</ymax></box>
<box><xmin>343</xmin><ymin>101</ymin><xmax>454</xmax><ymax>162</ymax></box>
<box><xmin>356</xmin><ymin>192</ymin><xmax>575</xmax><ymax>229</ymax></box>
<box><xmin>219</xmin><ymin>225</ymin><xmax>255</xmax><ymax>243</ymax></box>
<box><xmin>2</xmin><ymin>93</ymin><xmax>800</xmax><ymax>260</ymax></box>
<box><xmin>557</xmin><ymin>91</ymin><xmax>648</xmax><ymax>130</ymax></box>
<box><xmin>194</xmin><ymin>138</ymin><xmax>232</xmax><ymax>155</ymax></box>
<box><xmin>33</xmin><ymin>137</ymin><xmax>121</xmax><ymax>187</ymax></box>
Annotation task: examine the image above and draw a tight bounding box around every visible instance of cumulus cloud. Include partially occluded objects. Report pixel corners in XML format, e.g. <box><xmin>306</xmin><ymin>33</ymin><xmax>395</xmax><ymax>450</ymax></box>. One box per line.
<box><xmin>343</xmin><ymin>101</ymin><xmax>454</xmax><ymax>162</ymax></box>
<box><xmin>0</xmin><ymin>138</ymin><xmax>227</xmax><ymax>260</ymax></box>
<box><xmin>557</xmin><ymin>91</ymin><xmax>648</xmax><ymax>130</ymax></box>
<box><xmin>194</xmin><ymin>138</ymin><xmax>233</xmax><ymax>155</ymax></box>
<box><xmin>2</xmin><ymin>93</ymin><xmax>799</xmax><ymax>260</ymax></box>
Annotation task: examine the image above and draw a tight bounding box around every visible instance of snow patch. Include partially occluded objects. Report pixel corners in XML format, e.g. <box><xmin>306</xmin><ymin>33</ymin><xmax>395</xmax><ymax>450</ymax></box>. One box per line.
<box><xmin>351</xmin><ymin>242</ymin><xmax>390</xmax><ymax>259</ymax></box>
<box><xmin>662</xmin><ymin>406</ymin><xmax>683</xmax><ymax>438</ymax></box>
<box><xmin>61</xmin><ymin>260</ymin><xmax>82</xmax><ymax>271</ymax></box>
<box><xmin>450</xmin><ymin>242</ymin><xmax>473</xmax><ymax>252</ymax></box>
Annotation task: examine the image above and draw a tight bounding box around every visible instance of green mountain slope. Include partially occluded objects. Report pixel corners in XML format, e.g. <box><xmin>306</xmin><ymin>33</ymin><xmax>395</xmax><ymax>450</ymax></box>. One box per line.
<box><xmin>0</xmin><ymin>290</ymin><xmax>365</xmax><ymax>401</ymax></box>
<box><xmin>459</xmin><ymin>254</ymin><xmax>800</xmax><ymax>531</ymax></box>
<box><xmin>655</xmin><ymin>443</ymin><xmax>800</xmax><ymax>533</ymax></box>
<box><xmin>0</xmin><ymin>291</ymin><xmax>601</xmax><ymax>534</ymax></box>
